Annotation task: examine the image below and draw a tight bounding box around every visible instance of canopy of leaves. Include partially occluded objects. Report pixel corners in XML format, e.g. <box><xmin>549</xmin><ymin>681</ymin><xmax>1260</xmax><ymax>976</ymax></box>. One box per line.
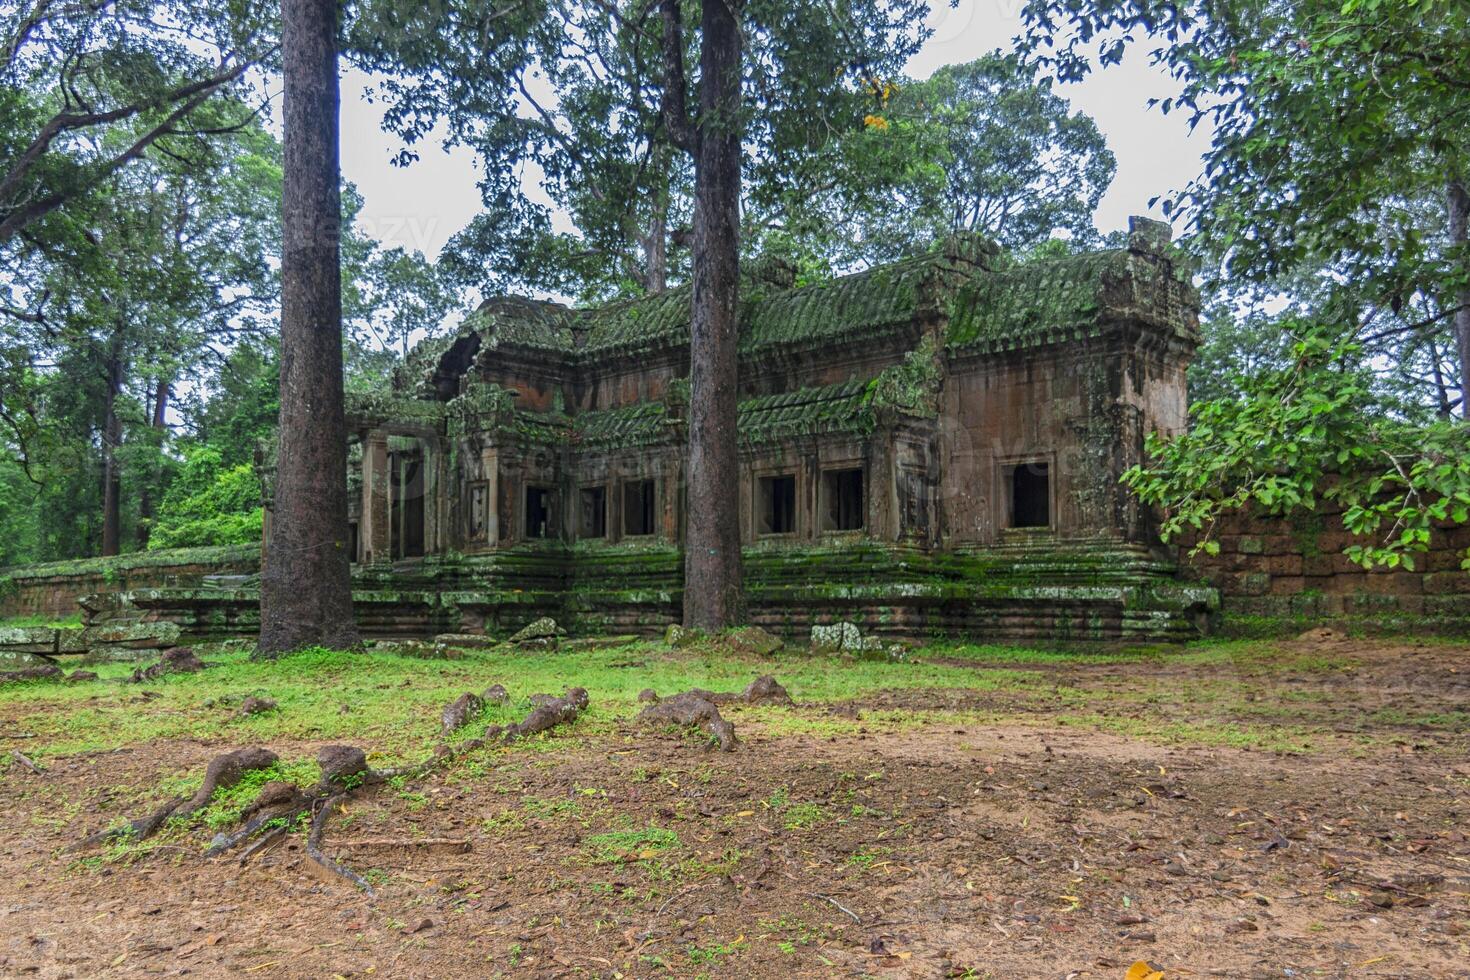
<box><xmin>1019</xmin><ymin>0</ymin><xmax>1470</xmax><ymax>569</ymax></box>
<box><xmin>755</xmin><ymin>53</ymin><xmax>1116</xmax><ymax>272</ymax></box>
<box><xmin>149</xmin><ymin>446</ymin><xmax>263</xmax><ymax>550</ymax></box>
<box><xmin>1018</xmin><ymin>0</ymin><xmax>1470</xmax><ymax>375</ymax></box>
<box><xmin>1</xmin><ymin>0</ymin><xmax>278</xmax><ymax>244</ymax></box>
<box><xmin>352</xmin><ymin>0</ymin><xmax>929</xmax><ymax>301</ymax></box>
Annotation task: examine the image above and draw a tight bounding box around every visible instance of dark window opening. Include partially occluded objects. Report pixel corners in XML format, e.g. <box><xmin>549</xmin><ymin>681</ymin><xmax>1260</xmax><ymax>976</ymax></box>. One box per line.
<box><xmin>758</xmin><ymin>474</ymin><xmax>797</xmax><ymax>535</ymax></box>
<box><xmin>1010</xmin><ymin>461</ymin><xmax>1050</xmax><ymax>528</ymax></box>
<box><xmin>623</xmin><ymin>479</ymin><xmax>655</xmax><ymax>536</ymax></box>
<box><xmin>525</xmin><ymin>485</ymin><xmax>552</xmax><ymax>539</ymax></box>
<box><xmin>580</xmin><ymin>486</ymin><xmax>607</xmax><ymax>538</ymax></box>
<box><xmin>346</xmin><ymin>521</ymin><xmax>359</xmax><ymax>563</ymax></box>
<box><xmin>822</xmin><ymin>468</ymin><xmax>865</xmax><ymax>531</ymax></box>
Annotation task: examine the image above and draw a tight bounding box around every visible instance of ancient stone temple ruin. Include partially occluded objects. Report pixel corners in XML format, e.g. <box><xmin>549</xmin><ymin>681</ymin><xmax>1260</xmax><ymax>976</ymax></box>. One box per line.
<box><xmin>247</xmin><ymin>217</ymin><xmax>1215</xmax><ymax>640</ymax></box>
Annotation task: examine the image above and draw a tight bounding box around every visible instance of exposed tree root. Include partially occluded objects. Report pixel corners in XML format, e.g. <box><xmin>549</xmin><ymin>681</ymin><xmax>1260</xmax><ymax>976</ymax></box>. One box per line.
<box><xmin>633</xmin><ymin>675</ymin><xmax>792</xmax><ymax>752</ymax></box>
<box><xmin>649</xmin><ymin>674</ymin><xmax>792</xmax><ymax>707</ymax></box>
<box><xmin>130</xmin><ymin>646</ymin><xmax>206</xmax><ymax>683</ymax></box>
<box><xmin>152</xmin><ymin>688</ymin><xmax>592</xmax><ymax>893</ymax></box>
<box><xmin>637</xmin><ymin>693</ymin><xmax>738</xmax><ymax>751</ymax></box>
<box><xmin>68</xmin><ymin>747</ymin><xmax>278</xmax><ymax>851</ymax></box>
<box><xmin>70</xmin><ymin>687</ymin><xmax>591</xmax><ymax>888</ymax></box>
<box><xmin>440</xmin><ymin>692</ymin><xmax>484</xmax><ymax>736</ymax></box>
<box><xmin>0</xmin><ymin>664</ymin><xmax>62</xmax><ymax>683</ymax></box>
<box><xmin>505</xmin><ymin>688</ymin><xmax>589</xmax><ymax>740</ymax></box>
<box><xmin>307</xmin><ymin>792</ymin><xmax>377</xmax><ymax>894</ymax></box>
<box><xmin>11</xmin><ymin>750</ymin><xmax>43</xmax><ymax>775</ymax></box>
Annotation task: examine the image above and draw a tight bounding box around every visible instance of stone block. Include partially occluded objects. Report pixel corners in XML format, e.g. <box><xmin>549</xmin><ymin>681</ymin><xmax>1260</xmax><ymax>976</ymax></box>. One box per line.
<box><xmin>1361</xmin><ymin>571</ymin><xmax>1422</xmax><ymax>596</ymax></box>
<box><xmin>81</xmin><ymin>621</ymin><xmax>181</xmax><ymax>651</ymax></box>
<box><xmin>0</xmin><ymin>626</ymin><xmax>59</xmax><ymax>655</ymax></box>
<box><xmin>1267</xmin><ymin>575</ymin><xmax>1306</xmax><ymax>595</ymax></box>
<box><xmin>1426</xmin><ymin>548</ymin><xmax>1470</xmax><ymax>572</ymax></box>
<box><xmin>509</xmin><ymin>617</ymin><xmax>565</xmax><ymax>646</ymax></box>
<box><xmin>1263</xmin><ymin>554</ymin><xmax>1303</xmax><ymax>576</ymax></box>
<box><xmin>78</xmin><ymin>591</ymin><xmax>146</xmax><ymax>625</ymax></box>
<box><xmin>1235</xmin><ymin>536</ymin><xmax>1264</xmax><ymax>555</ymax></box>
<box><xmin>434</xmin><ymin>633</ymin><xmax>502</xmax><ymax>649</ymax></box>
<box><xmin>1423</xmin><ymin>596</ymin><xmax>1470</xmax><ymax>617</ymax></box>
<box><xmin>1422</xmin><ymin>572</ymin><xmax>1470</xmax><ymax>596</ymax></box>
<box><xmin>1235</xmin><ymin>572</ymin><xmax>1271</xmax><ymax>596</ymax></box>
<box><xmin>1257</xmin><ymin>534</ymin><xmax>1297</xmax><ymax>556</ymax></box>
<box><xmin>1322</xmin><ymin>573</ymin><xmax>1367</xmax><ymax>595</ymax></box>
<box><xmin>723</xmin><ymin>626</ymin><xmax>783</xmax><ymax>657</ymax></box>
<box><xmin>55</xmin><ymin>628</ymin><xmax>89</xmax><ymax>654</ymax></box>
<box><xmin>0</xmin><ymin>649</ymin><xmax>57</xmax><ymax>668</ymax></box>
<box><xmin>811</xmin><ymin>621</ymin><xmax>862</xmax><ymax>653</ymax></box>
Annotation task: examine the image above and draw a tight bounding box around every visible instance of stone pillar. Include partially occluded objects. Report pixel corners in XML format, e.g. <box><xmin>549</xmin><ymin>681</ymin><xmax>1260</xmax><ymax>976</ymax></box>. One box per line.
<box><xmin>480</xmin><ymin>446</ymin><xmax>499</xmax><ymax>547</ymax></box>
<box><xmin>421</xmin><ymin>439</ymin><xmax>438</xmax><ymax>555</ymax></box>
<box><xmin>360</xmin><ymin>430</ymin><xmax>390</xmax><ymax>564</ymax></box>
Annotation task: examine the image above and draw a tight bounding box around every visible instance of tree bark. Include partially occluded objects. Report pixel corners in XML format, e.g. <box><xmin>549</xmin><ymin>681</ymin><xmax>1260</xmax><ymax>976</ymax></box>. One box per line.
<box><xmin>644</xmin><ymin>145</ymin><xmax>671</xmax><ymax>293</ymax></box>
<box><xmin>1448</xmin><ymin>178</ymin><xmax>1470</xmax><ymax>417</ymax></box>
<box><xmin>257</xmin><ymin>0</ymin><xmax>359</xmax><ymax>656</ymax></box>
<box><xmin>136</xmin><ymin>378</ymin><xmax>169</xmax><ymax>549</ymax></box>
<box><xmin>681</xmin><ymin>0</ymin><xmax>744</xmax><ymax>629</ymax></box>
<box><xmin>100</xmin><ymin>334</ymin><xmax>124</xmax><ymax>557</ymax></box>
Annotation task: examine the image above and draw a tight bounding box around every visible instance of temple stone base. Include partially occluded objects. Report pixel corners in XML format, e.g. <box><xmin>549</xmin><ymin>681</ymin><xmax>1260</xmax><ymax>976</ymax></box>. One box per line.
<box><xmin>110</xmin><ymin>539</ymin><xmax>1215</xmax><ymax>644</ymax></box>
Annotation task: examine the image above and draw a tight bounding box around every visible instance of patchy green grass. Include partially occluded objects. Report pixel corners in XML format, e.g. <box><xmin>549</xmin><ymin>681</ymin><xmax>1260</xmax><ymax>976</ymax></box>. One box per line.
<box><xmin>0</xmin><ymin>641</ymin><xmax>1072</xmax><ymax>759</ymax></box>
<box><xmin>1</xmin><ymin>634</ymin><xmax>1455</xmax><ymax>774</ymax></box>
<box><xmin>584</xmin><ymin>826</ymin><xmax>681</xmax><ymax>864</ymax></box>
<box><xmin>0</xmin><ymin>614</ymin><xmax>83</xmax><ymax>629</ymax></box>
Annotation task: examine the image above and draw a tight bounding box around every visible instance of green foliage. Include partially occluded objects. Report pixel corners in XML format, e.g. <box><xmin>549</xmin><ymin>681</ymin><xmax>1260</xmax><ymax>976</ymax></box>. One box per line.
<box><xmin>0</xmin><ymin>1</ymin><xmax>278</xmax><ymax>244</ymax></box>
<box><xmin>1125</xmin><ymin>321</ymin><xmax>1470</xmax><ymax>571</ymax></box>
<box><xmin>0</xmin><ymin>459</ymin><xmax>40</xmax><ymax>568</ymax></box>
<box><xmin>1022</xmin><ymin>0</ymin><xmax>1470</xmax><ymax>554</ymax></box>
<box><xmin>1019</xmin><ymin>0</ymin><xmax>1470</xmax><ymax>406</ymax></box>
<box><xmin>758</xmin><ymin>53</ymin><xmax>1116</xmax><ymax>271</ymax></box>
<box><xmin>357</xmin><ymin>0</ymin><xmax>930</xmax><ymax>301</ymax></box>
<box><xmin>149</xmin><ymin>447</ymin><xmax>263</xmax><ymax>550</ymax></box>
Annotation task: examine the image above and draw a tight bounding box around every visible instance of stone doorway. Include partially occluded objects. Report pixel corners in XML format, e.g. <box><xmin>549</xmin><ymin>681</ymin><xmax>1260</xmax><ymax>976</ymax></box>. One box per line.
<box><xmin>390</xmin><ymin>449</ymin><xmax>426</xmax><ymax>559</ymax></box>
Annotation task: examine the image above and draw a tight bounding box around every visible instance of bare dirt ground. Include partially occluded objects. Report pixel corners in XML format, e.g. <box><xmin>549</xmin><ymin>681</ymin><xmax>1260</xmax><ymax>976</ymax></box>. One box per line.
<box><xmin>1</xmin><ymin>635</ymin><xmax>1467</xmax><ymax>979</ymax></box>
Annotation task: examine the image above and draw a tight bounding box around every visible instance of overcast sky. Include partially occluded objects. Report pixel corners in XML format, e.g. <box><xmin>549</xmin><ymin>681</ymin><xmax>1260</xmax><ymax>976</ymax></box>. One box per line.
<box><xmin>336</xmin><ymin>0</ymin><xmax>1211</xmax><ymax>271</ymax></box>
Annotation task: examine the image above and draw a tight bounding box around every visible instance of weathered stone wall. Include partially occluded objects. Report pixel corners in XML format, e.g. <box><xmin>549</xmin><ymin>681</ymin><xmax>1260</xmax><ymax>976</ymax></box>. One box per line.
<box><xmin>0</xmin><ymin>546</ymin><xmax>260</xmax><ymax>622</ymax></box>
<box><xmin>1177</xmin><ymin>509</ymin><xmax>1470</xmax><ymax>636</ymax></box>
<box><xmin>2</xmin><ymin>540</ymin><xmax>1214</xmax><ymax>643</ymax></box>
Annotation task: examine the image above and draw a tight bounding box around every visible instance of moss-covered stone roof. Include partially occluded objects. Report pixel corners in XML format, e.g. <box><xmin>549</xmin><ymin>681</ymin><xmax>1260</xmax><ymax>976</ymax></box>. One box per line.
<box><xmin>571</xmin><ymin>402</ymin><xmax>673</xmax><ymax>450</ymax></box>
<box><xmin>379</xmin><ymin>225</ymin><xmax>1196</xmax><ymax>438</ymax></box>
<box><xmin>945</xmin><ymin>228</ymin><xmax>1198</xmax><ymax>355</ymax></box>
<box><xmin>401</xmin><ymin>234</ymin><xmax>1003</xmax><ymax>373</ymax></box>
<box><xmin>481</xmin><ymin>378</ymin><xmax>936</xmax><ymax>454</ymax></box>
<box><xmin>464</xmin><ymin>296</ymin><xmax>576</xmax><ymax>353</ymax></box>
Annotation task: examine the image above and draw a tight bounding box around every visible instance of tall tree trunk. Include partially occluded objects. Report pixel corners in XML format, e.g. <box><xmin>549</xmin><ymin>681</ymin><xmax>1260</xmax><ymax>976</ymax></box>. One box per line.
<box><xmin>136</xmin><ymin>378</ymin><xmax>169</xmax><ymax>549</ymax></box>
<box><xmin>1428</xmin><ymin>338</ymin><xmax>1453</xmax><ymax>417</ymax></box>
<box><xmin>100</xmin><ymin>336</ymin><xmax>124</xmax><ymax>557</ymax></box>
<box><xmin>257</xmin><ymin>0</ymin><xmax>359</xmax><ymax>656</ymax></box>
<box><xmin>1449</xmin><ymin>178</ymin><xmax>1470</xmax><ymax>417</ymax></box>
<box><xmin>644</xmin><ymin>146</ymin><xmax>671</xmax><ymax>293</ymax></box>
<box><xmin>681</xmin><ymin>0</ymin><xmax>744</xmax><ymax>629</ymax></box>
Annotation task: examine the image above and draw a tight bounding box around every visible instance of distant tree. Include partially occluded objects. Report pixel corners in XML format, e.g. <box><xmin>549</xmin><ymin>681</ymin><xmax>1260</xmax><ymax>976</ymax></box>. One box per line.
<box><xmin>755</xmin><ymin>53</ymin><xmax>1116</xmax><ymax>272</ymax></box>
<box><xmin>1</xmin><ymin>104</ymin><xmax>281</xmax><ymax>556</ymax></box>
<box><xmin>149</xmin><ymin>446</ymin><xmax>263</xmax><ymax>549</ymax></box>
<box><xmin>1019</xmin><ymin>0</ymin><xmax>1470</xmax><ymax>411</ymax></box>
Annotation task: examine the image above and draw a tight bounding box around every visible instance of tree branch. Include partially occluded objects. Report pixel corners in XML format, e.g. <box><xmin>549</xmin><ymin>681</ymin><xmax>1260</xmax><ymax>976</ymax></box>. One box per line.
<box><xmin>658</xmin><ymin>0</ymin><xmax>694</xmax><ymax>153</ymax></box>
